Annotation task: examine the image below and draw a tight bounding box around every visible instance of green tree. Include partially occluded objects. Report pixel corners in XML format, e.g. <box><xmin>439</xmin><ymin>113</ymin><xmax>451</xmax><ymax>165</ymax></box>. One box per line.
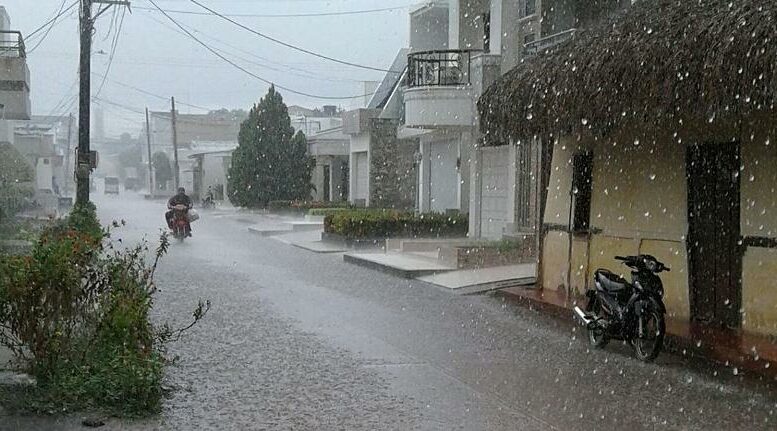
<box><xmin>228</xmin><ymin>86</ymin><xmax>313</xmax><ymax>207</ymax></box>
<box><xmin>152</xmin><ymin>152</ymin><xmax>173</xmax><ymax>190</ymax></box>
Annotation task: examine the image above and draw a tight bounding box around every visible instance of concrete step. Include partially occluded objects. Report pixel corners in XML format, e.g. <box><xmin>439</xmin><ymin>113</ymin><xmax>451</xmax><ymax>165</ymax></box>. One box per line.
<box><xmin>343</xmin><ymin>252</ymin><xmax>456</xmax><ymax>279</ymax></box>
<box><xmin>284</xmin><ymin>220</ymin><xmax>324</xmax><ymax>232</ymax></box>
<box><xmin>417</xmin><ymin>263</ymin><xmax>537</xmax><ymax>295</ymax></box>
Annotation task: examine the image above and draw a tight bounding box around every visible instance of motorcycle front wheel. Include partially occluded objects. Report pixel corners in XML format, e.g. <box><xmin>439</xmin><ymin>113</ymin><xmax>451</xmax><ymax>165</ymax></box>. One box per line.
<box><xmin>586</xmin><ymin>297</ymin><xmax>609</xmax><ymax>349</ymax></box>
<box><xmin>633</xmin><ymin>308</ymin><xmax>665</xmax><ymax>362</ymax></box>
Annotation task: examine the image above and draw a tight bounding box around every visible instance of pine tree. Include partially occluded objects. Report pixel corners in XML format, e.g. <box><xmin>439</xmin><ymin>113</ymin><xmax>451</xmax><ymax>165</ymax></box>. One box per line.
<box><xmin>228</xmin><ymin>86</ymin><xmax>313</xmax><ymax>207</ymax></box>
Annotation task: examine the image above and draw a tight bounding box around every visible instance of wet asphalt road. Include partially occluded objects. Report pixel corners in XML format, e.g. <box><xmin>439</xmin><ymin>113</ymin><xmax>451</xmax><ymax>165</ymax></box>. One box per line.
<box><xmin>3</xmin><ymin>192</ymin><xmax>777</xmax><ymax>430</ymax></box>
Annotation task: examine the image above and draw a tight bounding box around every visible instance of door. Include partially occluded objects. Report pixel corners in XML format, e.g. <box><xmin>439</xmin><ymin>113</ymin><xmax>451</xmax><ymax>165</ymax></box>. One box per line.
<box><xmin>323</xmin><ymin>165</ymin><xmax>331</xmax><ymax>202</ymax></box>
<box><xmin>428</xmin><ymin>141</ymin><xmax>458</xmax><ymax>212</ymax></box>
<box><xmin>481</xmin><ymin>146</ymin><xmax>510</xmax><ymax>239</ymax></box>
<box><xmin>687</xmin><ymin>142</ymin><xmax>742</xmax><ymax>328</ymax></box>
<box><xmin>354</xmin><ymin>152</ymin><xmax>369</xmax><ymax>202</ymax></box>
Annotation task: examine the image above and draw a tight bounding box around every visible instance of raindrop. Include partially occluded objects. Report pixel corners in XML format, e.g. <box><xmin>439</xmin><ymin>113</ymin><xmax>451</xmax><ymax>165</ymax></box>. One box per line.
<box><xmin>649</xmin><ymin>173</ymin><xmax>656</xmax><ymax>181</ymax></box>
<box><xmin>526</xmin><ymin>112</ymin><xmax>534</xmax><ymax>120</ymax></box>
<box><xmin>581</xmin><ymin>118</ymin><xmax>589</xmax><ymax>126</ymax></box>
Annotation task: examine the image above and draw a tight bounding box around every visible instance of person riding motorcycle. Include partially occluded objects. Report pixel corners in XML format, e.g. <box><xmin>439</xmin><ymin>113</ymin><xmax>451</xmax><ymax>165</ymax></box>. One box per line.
<box><xmin>166</xmin><ymin>187</ymin><xmax>193</xmax><ymax>236</ymax></box>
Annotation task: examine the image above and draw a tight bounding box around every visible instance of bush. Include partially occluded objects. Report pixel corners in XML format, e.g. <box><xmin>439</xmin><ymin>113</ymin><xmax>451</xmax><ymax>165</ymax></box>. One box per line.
<box><xmin>324</xmin><ymin>210</ymin><xmax>468</xmax><ymax>240</ymax></box>
<box><xmin>0</xmin><ymin>205</ymin><xmax>208</xmax><ymax>416</ymax></box>
<box><xmin>268</xmin><ymin>200</ymin><xmax>351</xmax><ymax>214</ymax></box>
<box><xmin>307</xmin><ymin>207</ymin><xmax>359</xmax><ymax>217</ymax></box>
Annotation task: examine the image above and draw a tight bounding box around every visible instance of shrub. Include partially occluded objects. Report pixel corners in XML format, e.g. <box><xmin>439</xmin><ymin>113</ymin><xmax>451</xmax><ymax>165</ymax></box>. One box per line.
<box><xmin>0</xmin><ymin>206</ymin><xmax>208</xmax><ymax>416</ymax></box>
<box><xmin>268</xmin><ymin>200</ymin><xmax>351</xmax><ymax>214</ymax></box>
<box><xmin>308</xmin><ymin>207</ymin><xmax>359</xmax><ymax>217</ymax></box>
<box><xmin>324</xmin><ymin>210</ymin><xmax>468</xmax><ymax>240</ymax></box>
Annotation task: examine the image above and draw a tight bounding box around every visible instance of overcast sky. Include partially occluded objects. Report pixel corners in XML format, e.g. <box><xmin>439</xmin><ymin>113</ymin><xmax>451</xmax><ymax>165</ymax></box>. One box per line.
<box><xmin>5</xmin><ymin>0</ymin><xmax>412</xmax><ymax>135</ymax></box>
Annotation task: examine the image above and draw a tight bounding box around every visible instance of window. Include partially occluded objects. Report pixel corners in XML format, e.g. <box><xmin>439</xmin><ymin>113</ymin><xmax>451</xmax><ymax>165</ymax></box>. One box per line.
<box><xmin>525</xmin><ymin>0</ymin><xmax>537</xmax><ymax>17</ymax></box>
<box><xmin>572</xmin><ymin>152</ymin><xmax>593</xmax><ymax>232</ymax></box>
<box><xmin>482</xmin><ymin>12</ymin><xmax>491</xmax><ymax>53</ymax></box>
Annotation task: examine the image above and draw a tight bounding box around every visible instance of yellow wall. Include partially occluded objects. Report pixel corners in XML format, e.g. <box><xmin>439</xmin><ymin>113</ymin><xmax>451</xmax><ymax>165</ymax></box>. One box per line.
<box><xmin>541</xmin><ymin>133</ymin><xmax>691</xmax><ymax>316</ymax></box>
<box><xmin>542</xmin><ymin>231</ymin><xmax>569</xmax><ymax>291</ymax></box>
<box><xmin>589</xmin><ymin>130</ymin><xmax>687</xmax><ymax>241</ymax></box>
<box><xmin>741</xmin><ymin>128</ymin><xmax>777</xmax><ymax>237</ymax></box>
<box><xmin>742</xmin><ymin>247</ymin><xmax>777</xmax><ymax>335</ymax></box>
<box><xmin>543</xmin><ymin>135</ymin><xmax>586</xmax><ymax>226</ymax></box>
<box><xmin>540</xmin><ymin>124</ymin><xmax>777</xmax><ymax>330</ymax></box>
<box><xmin>739</xmin><ymin>122</ymin><xmax>777</xmax><ymax>335</ymax></box>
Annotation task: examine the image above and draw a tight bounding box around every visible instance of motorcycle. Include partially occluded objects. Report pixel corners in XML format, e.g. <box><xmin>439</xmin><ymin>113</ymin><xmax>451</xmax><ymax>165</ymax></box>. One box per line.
<box><xmin>201</xmin><ymin>195</ymin><xmax>215</xmax><ymax>209</ymax></box>
<box><xmin>573</xmin><ymin>254</ymin><xmax>670</xmax><ymax>362</ymax></box>
<box><xmin>170</xmin><ymin>204</ymin><xmax>191</xmax><ymax>242</ymax></box>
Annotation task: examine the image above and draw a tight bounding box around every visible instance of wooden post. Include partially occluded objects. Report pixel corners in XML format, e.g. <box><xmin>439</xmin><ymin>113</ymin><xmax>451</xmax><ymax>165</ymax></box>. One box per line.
<box><xmin>76</xmin><ymin>0</ymin><xmax>93</xmax><ymax>205</ymax></box>
<box><xmin>145</xmin><ymin>107</ymin><xmax>154</xmax><ymax>193</ymax></box>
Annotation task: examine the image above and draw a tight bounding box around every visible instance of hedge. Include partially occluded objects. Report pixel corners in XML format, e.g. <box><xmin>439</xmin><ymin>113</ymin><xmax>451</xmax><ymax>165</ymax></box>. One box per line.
<box><xmin>324</xmin><ymin>210</ymin><xmax>468</xmax><ymax>240</ymax></box>
<box><xmin>268</xmin><ymin>200</ymin><xmax>351</xmax><ymax>214</ymax></box>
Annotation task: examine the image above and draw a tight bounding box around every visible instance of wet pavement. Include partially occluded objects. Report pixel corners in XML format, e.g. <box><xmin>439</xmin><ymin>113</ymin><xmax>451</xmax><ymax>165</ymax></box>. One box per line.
<box><xmin>3</xmin><ymin>192</ymin><xmax>777</xmax><ymax>430</ymax></box>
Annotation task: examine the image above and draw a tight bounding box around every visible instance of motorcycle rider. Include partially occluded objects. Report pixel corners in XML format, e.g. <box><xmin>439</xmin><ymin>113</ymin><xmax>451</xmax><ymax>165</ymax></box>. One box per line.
<box><xmin>166</xmin><ymin>187</ymin><xmax>193</xmax><ymax>236</ymax></box>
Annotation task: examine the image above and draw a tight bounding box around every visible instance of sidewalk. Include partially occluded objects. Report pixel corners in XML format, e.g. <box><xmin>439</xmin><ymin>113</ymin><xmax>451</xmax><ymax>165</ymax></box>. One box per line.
<box><xmin>499</xmin><ymin>286</ymin><xmax>777</xmax><ymax>379</ymax></box>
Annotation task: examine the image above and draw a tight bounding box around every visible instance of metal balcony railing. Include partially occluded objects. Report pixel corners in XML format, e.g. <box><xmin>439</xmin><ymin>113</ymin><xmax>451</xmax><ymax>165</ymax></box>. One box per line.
<box><xmin>406</xmin><ymin>50</ymin><xmax>473</xmax><ymax>87</ymax></box>
<box><xmin>0</xmin><ymin>31</ymin><xmax>26</xmax><ymax>58</ymax></box>
<box><xmin>523</xmin><ymin>28</ymin><xmax>577</xmax><ymax>56</ymax></box>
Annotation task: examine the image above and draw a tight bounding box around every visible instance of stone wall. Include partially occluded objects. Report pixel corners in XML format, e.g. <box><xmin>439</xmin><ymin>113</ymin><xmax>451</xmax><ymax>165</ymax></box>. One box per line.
<box><xmin>369</xmin><ymin>119</ymin><xmax>417</xmax><ymax>210</ymax></box>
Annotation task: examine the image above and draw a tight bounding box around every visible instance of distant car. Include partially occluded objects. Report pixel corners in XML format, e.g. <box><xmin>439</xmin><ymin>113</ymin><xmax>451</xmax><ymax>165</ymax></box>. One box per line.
<box><xmin>104</xmin><ymin>177</ymin><xmax>120</xmax><ymax>195</ymax></box>
<box><xmin>125</xmin><ymin>177</ymin><xmax>139</xmax><ymax>191</ymax></box>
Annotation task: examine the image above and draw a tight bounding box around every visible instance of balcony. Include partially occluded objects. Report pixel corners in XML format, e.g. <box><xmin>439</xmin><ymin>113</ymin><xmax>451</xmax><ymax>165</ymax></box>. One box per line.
<box><xmin>0</xmin><ymin>31</ymin><xmax>26</xmax><ymax>58</ymax></box>
<box><xmin>0</xmin><ymin>30</ymin><xmax>30</xmax><ymax>120</ymax></box>
<box><xmin>403</xmin><ymin>50</ymin><xmax>476</xmax><ymax>128</ymax></box>
<box><xmin>523</xmin><ymin>29</ymin><xmax>577</xmax><ymax>56</ymax></box>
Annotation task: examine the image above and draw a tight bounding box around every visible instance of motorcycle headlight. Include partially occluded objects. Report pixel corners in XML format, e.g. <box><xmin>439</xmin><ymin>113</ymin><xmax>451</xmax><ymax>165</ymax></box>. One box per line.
<box><xmin>644</xmin><ymin>258</ymin><xmax>657</xmax><ymax>272</ymax></box>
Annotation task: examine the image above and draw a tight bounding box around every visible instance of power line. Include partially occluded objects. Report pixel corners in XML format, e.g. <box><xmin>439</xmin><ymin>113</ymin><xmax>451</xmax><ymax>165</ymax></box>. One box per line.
<box><xmin>140</xmin><ymin>10</ymin><xmax>366</xmax><ymax>84</ymax></box>
<box><xmin>28</xmin><ymin>0</ymin><xmax>74</xmax><ymax>54</ymax></box>
<box><xmin>95</xmin><ymin>7</ymin><xmax>127</xmax><ymax>97</ymax></box>
<box><xmin>91</xmin><ymin>71</ymin><xmax>211</xmax><ymax>111</ymax></box>
<box><xmin>186</xmin><ymin>0</ymin><xmax>399</xmax><ymax>73</ymax></box>
<box><xmin>27</xmin><ymin>0</ymin><xmax>78</xmax><ymax>40</ymax></box>
<box><xmin>134</xmin><ymin>3</ymin><xmax>414</xmax><ymax>18</ymax></box>
<box><xmin>147</xmin><ymin>0</ymin><xmax>375</xmax><ymax>100</ymax></box>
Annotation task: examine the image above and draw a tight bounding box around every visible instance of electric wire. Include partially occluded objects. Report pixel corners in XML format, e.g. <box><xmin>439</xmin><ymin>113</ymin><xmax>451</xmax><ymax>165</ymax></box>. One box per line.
<box><xmin>95</xmin><ymin>7</ymin><xmax>127</xmax><ymax>97</ymax></box>
<box><xmin>186</xmin><ymin>0</ymin><xmax>399</xmax><ymax>73</ymax></box>
<box><xmin>140</xmin><ymin>11</ymin><xmax>366</xmax><ymax>84</ymax></box>
<box><xmin>134</xmin><ymin>3</ymin><xmax>415</xmax><ymax>18</ymax></box>
<box><xmin>27</xmin><ymin>0</ymin><xmax>72</xmax><ymax>54</ymax></box>
<box><xmin>147</xmin><ymin>0</ymin><xmax>376</xmax><ymax>100</ymax></box>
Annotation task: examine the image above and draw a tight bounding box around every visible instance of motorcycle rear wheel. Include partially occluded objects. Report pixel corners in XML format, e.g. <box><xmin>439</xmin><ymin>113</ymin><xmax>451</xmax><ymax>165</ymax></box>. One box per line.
<box><xmin>586</xmin><ymin>297</ymin><xmax>609</xmax><ymax>349</ymax></box>
<box><xmin>633</xmin><ymin>308</ymin><xmax>665</xmax><ymax>362</ymax></box>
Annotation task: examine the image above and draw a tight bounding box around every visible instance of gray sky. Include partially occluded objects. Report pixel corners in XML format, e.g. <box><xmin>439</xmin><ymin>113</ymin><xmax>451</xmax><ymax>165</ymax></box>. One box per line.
<box><xmin>6</xmin><ymin>0</ymin><xmax>412</xmax><ymax>135</ymax></box>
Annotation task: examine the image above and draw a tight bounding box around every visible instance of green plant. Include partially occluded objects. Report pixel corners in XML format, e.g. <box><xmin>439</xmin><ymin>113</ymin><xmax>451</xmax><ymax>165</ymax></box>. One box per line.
<box><xmin>229</xmin><ymin>86</ymin><xmax>314</xmax><ymax>208</ymax></box>
<box><xmin>324</xmin><ymin>210</ymin><xmax>468</xmax><ymax>240</ymax></box>
<box><xmin>269</xmin><ymin>200</ymin><xmax>351</xmax><ymax>213</ymax></box>
<box><xmin>307</xmin><ymin>207</ymin><xmax>357</xmax><ymax>217</ymax></box>
<box><xmin>0</xmin><ymin>208</ymin><xmax>208</xmax><ymax>416</ymax></box>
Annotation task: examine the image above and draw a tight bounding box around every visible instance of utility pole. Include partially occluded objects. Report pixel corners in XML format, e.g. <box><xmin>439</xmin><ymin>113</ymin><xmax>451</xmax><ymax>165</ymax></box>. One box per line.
<box><xmin>171</xmin><ymin>97</ymin><xmax>180</xmax><ymax>189</ymax></box>
<box><xmin>64</xmin><ymin>113</ymin><xmax>73</xmax><ymax>197</ymax></box>
<box><xmin>145</xmin><ymin>108</ymin><xmax>154</xmax><ymax>193</ymax></box>
<box><xmin>75</xmin><ymin>0</ymin><xmax>93</xmax><ymax>205</ymax></box>
<box><xmin>75</xmin><ymin>0</ymin><xmax>131</xmax><ymax>205</ymax></box>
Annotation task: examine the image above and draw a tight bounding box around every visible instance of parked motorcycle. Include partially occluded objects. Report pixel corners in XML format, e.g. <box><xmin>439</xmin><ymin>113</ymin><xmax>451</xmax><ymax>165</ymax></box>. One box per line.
<box><xmin>574</xmin><ymin>255</ymin><xmax>670</xmax><ymax>362</ymax></box>
<box><xmin>171</xmin><ymin>204</ymin><xmax>191</xmax><ymax>242</ymax></box>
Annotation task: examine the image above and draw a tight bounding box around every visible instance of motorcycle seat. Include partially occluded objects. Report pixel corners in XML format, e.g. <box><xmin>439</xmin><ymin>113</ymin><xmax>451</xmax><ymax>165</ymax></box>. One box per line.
<box><xmin>595</xmin><ymin>269</ymin><xmax>628</xmax><ymax>292</ymax></box>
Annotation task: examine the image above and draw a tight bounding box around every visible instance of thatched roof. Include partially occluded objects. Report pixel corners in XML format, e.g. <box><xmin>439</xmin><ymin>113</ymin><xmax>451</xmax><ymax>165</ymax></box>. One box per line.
<box><xmin>479</xmin><ymin>0</ymin><xmax>777</xmax><ymax>143</ymax></box>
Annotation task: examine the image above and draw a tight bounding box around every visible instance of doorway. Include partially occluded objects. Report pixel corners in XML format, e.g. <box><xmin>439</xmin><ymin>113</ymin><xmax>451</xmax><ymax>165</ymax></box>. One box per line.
<box><xmin>323</xmin><ymin>165</ymin><xmax>331</xmax><ymax>202</ymax></box>
<box><xmin>686</xmin><ymin>142</ymin><xmax>742</xmax><ymax>328</ymax></box>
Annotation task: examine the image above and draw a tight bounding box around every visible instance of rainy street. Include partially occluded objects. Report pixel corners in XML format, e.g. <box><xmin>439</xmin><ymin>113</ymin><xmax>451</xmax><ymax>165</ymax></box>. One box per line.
<box><xmin>5</xmin><ymin>192</ymin><xmax>775</xmax><ymax>430</ymax></box>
